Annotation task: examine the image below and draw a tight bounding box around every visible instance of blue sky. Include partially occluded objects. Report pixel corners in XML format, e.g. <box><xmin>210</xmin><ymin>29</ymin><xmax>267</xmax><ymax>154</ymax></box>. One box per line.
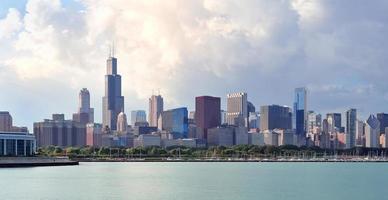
<box><xmin>1</xmin><ymin>0</ymin><xmax>388</xmax><ymax>130</ymax></box>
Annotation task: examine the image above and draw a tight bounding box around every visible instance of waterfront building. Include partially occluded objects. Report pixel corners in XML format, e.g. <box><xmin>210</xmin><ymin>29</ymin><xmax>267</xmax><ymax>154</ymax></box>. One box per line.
<box><xmin>133</xmin><ymin>126</ymin><xmax>157</xmax><ymax>136</ymax></box>
<box><xmin>102</xmin><ymin>55</ymin><xmax>124</xmax><ymax>130</ymax></box>
<box><xmin>365</xmin><ymin>115</ymin><xmax>380</xmax><ymax>148</ymax></box>
<box><xmin>226</xmin><ymin>92</ymin><xmax>248</xmax><ymax>127</ymax></box>
<box><xmin>234</xmin><ymin>127</ymin><xmax>249</xmax><ymax>145</ymax></box>
<box><xmin>130</xmin><ymin>110</ymin><xmax>147</xmax><ymax>126</ymax></box>
<box><xmin>377</xmin><ymin>113</ymin><xmax>388</xmax><ymax>134</ymax></box>
<box><xmin>248</xmin><ymin>130</ymin><xmax>264</xmax><ymax>146</ymax></box>
<box><xmin>195</xmin><ymin>96</ymin><xmax>221</xmax><ymax>139</ymax></box>
<box><xmin>0</xmin><ymin>132</ymin><xmax>36</xmax><ymax>156</ymax></box>
<box><xmin>149</xmin><ymin>95</ymin><xmax>164</xmax><ymax>127</ymax></box>
<box><xmin>293</xmin><ymin>87</ymin><xmax>307</xmax><ymax>137</ymax></box>
<box><xmin>161</xmin><ymin>107</ymin><xmax>188</xmax><ymax>138</ymax></box>
<box><xmin>33</xmin><ymin>114</ymin><xmax>86</xmax><ymax>147</ymax></box>
<box><xmin>116</xmin><ymin>112</ymin><xmax>128</xmax><ymax>133</ymax></box>
<box><xmin>275</xmin><ymin>129</ymin><xmax>296</xmax><ymax>146</ymax></box>
<box><xmin>260</xmin><ymin>105</ymin><xmax>292</xmax><ymax>131</ymax></box>
<box><xmin>133</xmin><ymin>134</ymin><xmax>161</xmax><ymax>147</ymax></box>
<box><xmin>207</xmin><ymin>126</ymin><xmax>234</xmax><ymax>147</ymax></box>
<box><xmin>345</xmin><ymin>109</ymin><xmax>357</xmax><ymax>148</ymax></box>
<box><xmin>263</xmin><ymin>130</ymin><xmax>279</xmax><ymax>146</ymax></box>
<box><xmin>101</xmin><ymin>134</ymin><xmax>134</xmax><ymax>147</ymax></box>
<box><xmin>86</xmin><ymin>123</ymin><xmax>103</xmax><ymax>147</ymax></box>
<box><xmin>73</xmin><ymin>88</ymin><xmax>94</xmax><ymax>124</ymax></box>
<box><xmin>307</xmin><ymin>111</ymin><xmax>322</xmax><ymax>134</ymax></box>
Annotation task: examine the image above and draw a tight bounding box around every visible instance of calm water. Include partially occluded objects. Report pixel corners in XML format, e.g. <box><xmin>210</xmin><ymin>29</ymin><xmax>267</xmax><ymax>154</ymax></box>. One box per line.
<box><xmin>0</xmin><ymin>162</ymin><xmax>386</xmax><ymax>200</ymax></box>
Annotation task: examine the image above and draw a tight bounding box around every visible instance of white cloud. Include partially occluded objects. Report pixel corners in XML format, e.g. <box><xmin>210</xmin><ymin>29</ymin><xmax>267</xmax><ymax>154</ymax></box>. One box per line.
<box><xmin>0</xmin><ymin>8</ymin><xmax>22</xmax><ymax>39</ymax></box>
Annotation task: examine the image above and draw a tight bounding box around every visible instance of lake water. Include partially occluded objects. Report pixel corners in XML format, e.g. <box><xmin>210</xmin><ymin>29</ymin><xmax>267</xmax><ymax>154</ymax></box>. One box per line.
<box><xmin>0</xmin><ymin>162</ymin><xmax>386</xmax><ymax>200</ymax></box>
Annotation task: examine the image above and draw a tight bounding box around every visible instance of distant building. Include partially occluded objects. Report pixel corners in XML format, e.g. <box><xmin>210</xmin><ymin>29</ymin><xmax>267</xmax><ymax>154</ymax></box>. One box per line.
<box><xmin>234</xmin><ymin>126</ymin><xmax>249</xmax><ymax>145</ymax></box>
<box><xmin>365</xmin><ymin>115</ymin><xmax>380</xmax><ymax>148</ymax></box>
<box><xmin>0</xmin><ymin>132</ymin><xmax>36</xmax><ymax>156</ymax></box>
<box><xmin>226</xmin><ymin>92</ymin><xmax>248</xmax><ymax>127</ymax></box>
<box><xmin>73</xmin><ymin>88</ymin><xmax>94</xmax><ymax>124</ymax></box>
<box><xmin>355</xmin><ymin>120</ymin><xmax>365</xmax><ymax>147</ymax></box>
<box><xmin>195</xmin><ymin>96</ymin><xmax>221</xmax><ymax>139</ymax></box>
<box><xmin>248</xmin><ymin>112</ymin><xmax>260</xmax><ymax>129</ymax></box>
<box><xmin>130</xmin><ymin>110</ymin><xmax>147</xmax><ymax>126</ymax></box>
<box><xmin>248</xmin><ymin>130</ymin><xmax>264</xmax><ymax>146</ymax></box>
<box><xmin>260</xmin><ymin>105</ymin><xmax>292</xmax><ymax>131</ymax></box>
<box><xmin>116</xmin><ymin>112</ymin><xmax>128</xmax><ymax>133</ymax></box>
<box><xmin>293</xmin><ymin>87</ymin><xmax>307</xmax><ymax>137</ymax></box>
<box><xmin>327</xmin><ymin>113</ymin><xmax>342</xmax><ymax>131</ymax></box>
<box><xmin>345</xmin><ymin>109</ymin><xmax>357</xmax><ymax>148</ymax></box>
<box><xmin>34</xmin><ymin>114</ymin><xmax>86</xmax><ymax>147</ymax></box>
<box><xmin>207</xmin><ymin>126</ymin><xmax>234</xmax><ymax>147</ymax></box>
<box><xmin>133</xmin><ymin>126</ymin><xmax>157</xmax><ymax>136</ymax></box>
<box><xmin>102</xmin><ymin>56</ymin><xmax>124</xmax><ymax>130</ymax></box>
<box><xmin>86</xmin><ymin>123</ymin><xmax>103</xmax><ymax>147</ymax></box>
<box><xmin>134</xmin><ymin>134</ymin><xmax>161</xmax><ymax>147</ymax></box>
<box><xmin>149</xmin><ymin>95</ymin><xmax>164</xmax><ymax>127</ymax></box>
<box><xmin>161</xmin><ymin>107</ymin><xmax>188</xmax><ymax>139</ymax></box>
<box><xmin>307</xmin><ymin>111</ymin><xmax>321</xmax><ymax>134</ymax></box>
<box><xmin>263</xmin><ymin>130</ymin><xmax>278</xmax><ymax>146</ymax></box>
<box><xmin>377</xmin><ymin>113</ymin><xmax>388</xmax><ymax>134</ymax></box>
<box><xmin>0</xmin><ymin>111</ymin><xmax>12</xmax><ymax>132</ymax></box>
<box><xmin>275</xmin><ymin>129</ymin><xmax>295</xmax><ymax>146</ymax></box>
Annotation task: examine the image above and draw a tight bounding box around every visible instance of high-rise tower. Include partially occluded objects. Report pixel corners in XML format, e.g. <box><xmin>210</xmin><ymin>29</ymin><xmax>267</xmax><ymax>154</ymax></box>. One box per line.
<box><xmin>73</xmin><ymin>88</ymin><xmax>94</xmax><ymax>124</ymax></box>
<box><xmin>149</xmin><ymin>95</ymin><xmax>164</xmax><ymax>127</ymax></box>
<box><xmin>102</xmin><ymin>56</ymin><xmax>124</xmax><ymax>130</ymax></box>
<box><xmin>293</xmin><ymin>87</ymin><xmax>307</xmax><ymax>137</ymax></box>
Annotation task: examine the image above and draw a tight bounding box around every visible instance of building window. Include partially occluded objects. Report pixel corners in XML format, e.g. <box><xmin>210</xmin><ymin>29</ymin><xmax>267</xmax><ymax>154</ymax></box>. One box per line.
<box><xmin>6</xmin><ymin>139</ymin><xmax>15</xmax><ymax>156</ymax></box>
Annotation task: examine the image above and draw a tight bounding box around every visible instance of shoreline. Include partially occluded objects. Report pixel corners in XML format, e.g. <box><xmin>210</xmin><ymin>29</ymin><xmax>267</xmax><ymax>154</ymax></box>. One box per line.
<box><xmin>0</xmin><ymin>157</ymin><xmax>79</xmax><ymax>168</ymax></box>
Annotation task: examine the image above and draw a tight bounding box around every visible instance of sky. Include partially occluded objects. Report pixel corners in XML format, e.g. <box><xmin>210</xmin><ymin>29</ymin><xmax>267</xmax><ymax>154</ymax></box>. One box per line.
<box><xmin>1</xmin><ymin>0</ymin><xmax>388</xmax><ymax>130</ymax></box>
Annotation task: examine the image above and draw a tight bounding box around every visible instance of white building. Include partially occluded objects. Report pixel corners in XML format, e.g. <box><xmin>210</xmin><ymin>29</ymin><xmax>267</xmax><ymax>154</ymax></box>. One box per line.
<box><xmin>263</xmin><ymin>130</ymin><xmax>278</xmax><ymax>146</ymax></box>
<box><xmin>248</xmin><ymin>130</ymin><xmax>264</xmax><ymax>146</ymax></box>
<box><xmin>226</xmin><ymin>92</ymin><xmax>248</xmax><ymax>127</ymax></box>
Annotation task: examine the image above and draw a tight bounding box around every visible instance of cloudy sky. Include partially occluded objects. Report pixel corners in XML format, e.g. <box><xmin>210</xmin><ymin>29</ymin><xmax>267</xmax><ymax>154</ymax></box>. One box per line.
<box><xmin>1</xmin><ymin>0</ymin><xmax>388</xmax><ymax>129</ymax></box>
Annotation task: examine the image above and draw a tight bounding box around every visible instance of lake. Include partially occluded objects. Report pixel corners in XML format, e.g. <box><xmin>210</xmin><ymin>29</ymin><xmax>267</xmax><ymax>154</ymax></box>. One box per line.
<box><xmin>0</xmin><ymin>162</ymin><xmax>386</xmax><ymax>200</ymax></box>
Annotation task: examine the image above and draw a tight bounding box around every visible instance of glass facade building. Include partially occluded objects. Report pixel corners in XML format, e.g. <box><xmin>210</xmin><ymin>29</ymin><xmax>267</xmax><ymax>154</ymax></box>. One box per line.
<box><xmin>293</xmin><ymin>88</ymin><xmax>307</xmax><ymax>136</ymax></box>
<box><xmin>161</xmin><ymin>108</ymin><xmax>188</xmax><ymax>139</ymax></box>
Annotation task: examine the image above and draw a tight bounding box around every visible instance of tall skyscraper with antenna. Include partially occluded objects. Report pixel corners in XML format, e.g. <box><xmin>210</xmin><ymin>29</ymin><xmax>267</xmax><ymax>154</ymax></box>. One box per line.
<box><xmin>102</xmin><ymin>48</ymin><xmax>124</xmax><ymax>130</ymax></box>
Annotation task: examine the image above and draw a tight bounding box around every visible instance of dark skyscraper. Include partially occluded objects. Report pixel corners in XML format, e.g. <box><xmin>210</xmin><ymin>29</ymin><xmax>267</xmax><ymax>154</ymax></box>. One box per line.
<box><xmin>293</xmin><ymin>87</ymin><xmax>307</xmax><ymax>137</ymax></box>
<box><xmin>346</xmin><ymin>109</ymin><xmax>357</xmax><ymax>148</ymax></box>
<box><xmin>377</xmin><ymin>113</ymin><xmax>388</xmax><ymax>134</ymax></box>
<box><xmin>326</xmin><ymin>113</ymin><xmax>342</xmax><ymax>129</ymax></box>
<box><xmin>102</xmin><ymin>56</ymin><xmax>124</xmax><ymax>130</ymax></box>
<box><xmin>195</xmin><ymin>96</ymin><xmax>221</xmax><ymax>139</ymax></box>
<box><xmin>260</xmin><ymin>105</ymin><xmax>292</xmax><ymax>131</ymax></box>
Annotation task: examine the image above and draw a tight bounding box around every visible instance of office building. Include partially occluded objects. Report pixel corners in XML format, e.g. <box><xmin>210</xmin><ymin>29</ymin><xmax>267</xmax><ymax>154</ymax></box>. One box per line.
<box><xmin>0</xmin><ymin>112</ymin><xmax>12</xmax><ymax>132</ymax></box>
<box><xmin>307</xmin><ymin>111</ymin><xmax>322</xmax><ymax>134</ymax></box>
<box><xmin>345</xmin><ymin>109</ymin><xmax>357</xmax><ymax>148</ymax></box>
<box><xmin>161</xmin><ymin>107</ymin><xmax>188</xmax><ymax>138</ymax></box>
<box><xmin>293</xmin><ymin>87</ymin><xmax>307</xmax><ymax>137</ymax></box>
<box><xmin>327</xmin><ymin>113</ymin><xmax>342</xmax><ymax>131</ymax></box>
<box><xmin>248</xmin><ymin>130</ymin><xmax>264</xmax><ymax>146</ymax></box>
<box><xmin>0</xmin><ymin>132</ymin><xmax>36</xmax><ymax>156</ymax></box>
<box><xmin>195</xmin><ymin>96</ymin><xmax>221</xmax><ymax>139</ymax></box>
<box><xmin>260</xmin><ymin>105</ymin><xmax>292</xmax><ymax>131</ymax></box>
<box><xmin>365</xmin><ymin>115</ymin><xmax>380</xmax><ymax>148</ymax></box>
<box><xmin>234</xmin><ymin>127</ymin><xmax>249</xmax><ymax>145</ymax></box>
<box><xmin>355</xmin><ymin>120</ymin><xmax>365</xmax><ymax>147</ymax></box>
<box><xmin>102</xmin><ymin>55</ymin><xmax>124</xmax><ymax>130</ymax></box>
<box><xmin>263</xmin><ymin>130</ymin><xmax>279</xmax><ymax>146</ymax></box>
<box><xmin>149</xmin><ymin>95</ymin><xmax>164</xmax><ymax>127</ymax></box>
<box><xmin>130</xmin><ymin>110</ymin><xmax>147</xmax><ymax>126</ymax></box>
<box><xmin>377</xmin><ymin>113</ymin><xmax>388</xmax><ymax>134</ymax></box>
<box><xmin>73</xmin><ymin>88</ymin><xmax>94</xmax><ymax>124</ymax></box>
<box><xmin>248</xmin><ymin>112</ymin><xmax>260</xmax><ymax>129</ymax></box>
<box><xmin>34</xmin><ymin>114</ymin><xmax>86</xmax><ymax>147</ymax></box>
<box><xmin>226</xmin><ymin>92</ymin><xmax>248</xmax><ymax>127</ymax></box>
<box><xmin>86</xmin><ymin>123</ymin><xmax>103</xmax><ymax>147</ymax></box>
<box><xmin>207</xmin><ymin>126</ymin><xmax>234</xmax><ymax>147</ymax></box>
<box><xmin>133</xmin><ymin>134</ymin><xmax>161</xmax><ymax>147</ymax></box>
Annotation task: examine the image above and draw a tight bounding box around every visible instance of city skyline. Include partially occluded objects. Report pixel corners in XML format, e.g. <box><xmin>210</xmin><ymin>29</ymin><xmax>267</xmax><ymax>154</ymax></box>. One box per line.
<box><xmin>1</xmin><ymin>0</ymin><xmax>388</xmax><ymax>129</ymax></box>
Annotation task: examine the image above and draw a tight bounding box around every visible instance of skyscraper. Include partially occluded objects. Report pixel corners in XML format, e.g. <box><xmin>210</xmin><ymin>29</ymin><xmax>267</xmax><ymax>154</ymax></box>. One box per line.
<box><xmin>161</xmin><ymin>107</ymin><xmax>188</xmax><ymax>139</ymax></box>
<box><xmin>73</xmin><ymin>88</ymin><xmax>94</xmax><ymax>124</ymax></box>
<box><xmin>377</xmin><ymin>113</ymin><xmax>388</xmax><ymax>134</ymax></box>
<box><xmin>117</xmin><ymin>112</ymin><xmax>128</xmax><ymax>133</ymax></box>
<box><xmin>130</xmin><ymin>110</ymin><xmax>147</xmax><ymax>126</ymax></box>
<box><xmin>102</xmin><ymin>56</ymin><xmax>124</xmax><ymax>130</ymax></box>
<box><xmin>346</xmin><ymin>109</ymin><xmax>357</xmax><ymax>148</ymax></box>
<box><xmin>226</xmin><ymin>92</ymin><xmax>248</xmax><ymax>127</ymax></box>
<box><xmin>293</xmin><ymin>87</ymin><xmax>307</xmax><ymax>137</ymax></box>
<box><xmin>326</xmin><ymin>113</ymin><xmax>342</xmax><ymax>131</ymax></box>
<box><xmin>149</xmin><ymin>95</ymin><xmax>164</xmax><ymax>127</ymax></box>
<box><xmin>195</xmin><ymin>96</ymin><xmax>221</xmax><ymax>139</ymax></box>
<box><xmin>365</xmin><ymin>114</ymin><xmax>380</xmax><ymax>148</ymax></box>
<box><xmin>260</xmin><ymin>105</ymin><xmax>292</xmax><ymax>131</ymax></box>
